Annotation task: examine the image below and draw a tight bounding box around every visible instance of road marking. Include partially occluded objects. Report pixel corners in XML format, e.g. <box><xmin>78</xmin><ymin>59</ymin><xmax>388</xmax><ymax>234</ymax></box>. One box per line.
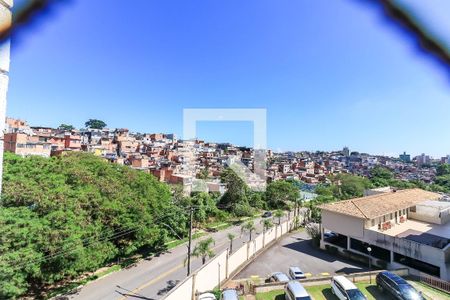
<box><xmin>116</xmin><ymin>234</ymin><xmax>237</xmax><ymax>299</ymax></box>
<box><xmin>304</xmin><ymin>272</ymin><xmax>312</xmax><ymax>277</ymax></box>
<box><xmin>117</xmin><ymin>262</ymin><xmax>184</xmax><ymax>300</ymax></box>
<box><xmin>320</xmin><ymin>272</ymin><xmax>330</xmax><ymax>276</ymax></box>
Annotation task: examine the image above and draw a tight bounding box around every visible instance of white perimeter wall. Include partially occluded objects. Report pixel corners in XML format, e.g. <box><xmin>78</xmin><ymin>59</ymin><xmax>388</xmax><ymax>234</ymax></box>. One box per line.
<box><xmin>163</xmin><ymin>218</ymin><xmax>295</xmax><ymax>300</ymax></box>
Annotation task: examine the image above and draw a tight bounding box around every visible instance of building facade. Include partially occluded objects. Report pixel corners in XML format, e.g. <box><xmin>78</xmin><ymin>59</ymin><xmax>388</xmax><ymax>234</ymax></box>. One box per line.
<box><xmin>319</xmin><ymin>189</ymin><xmax>450</xmax><ymax>281</ymax></box>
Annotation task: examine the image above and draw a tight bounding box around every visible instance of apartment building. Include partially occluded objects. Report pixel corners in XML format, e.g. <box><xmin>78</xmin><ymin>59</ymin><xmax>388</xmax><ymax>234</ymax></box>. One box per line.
<box><xmin>4</xmin><ymin>132</ymin><xmax>51</xmax><ymax>157</ymax></box>
<box><xmin>319</xmin><ymin>189</ymin><xmax>450</xmax><ymax>281</ymax></box>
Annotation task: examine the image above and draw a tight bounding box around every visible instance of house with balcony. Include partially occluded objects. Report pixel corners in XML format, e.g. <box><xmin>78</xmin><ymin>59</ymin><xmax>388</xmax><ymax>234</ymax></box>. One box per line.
<box><xmin>319</xmin><ymin>188</ymin><xmax>450</xmax><ymax>281</ymax></box>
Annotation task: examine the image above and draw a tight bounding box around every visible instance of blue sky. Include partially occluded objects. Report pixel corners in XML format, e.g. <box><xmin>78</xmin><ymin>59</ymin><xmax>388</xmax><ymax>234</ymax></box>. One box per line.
<box><xmin>6</xmin><ymin>0</ymin><xmax>450</xmax><ymax>157</ymax></box>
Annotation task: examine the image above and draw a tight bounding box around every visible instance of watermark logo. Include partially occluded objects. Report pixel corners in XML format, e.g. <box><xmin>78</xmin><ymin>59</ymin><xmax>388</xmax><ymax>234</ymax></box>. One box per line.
<box><xmin>182</xmin><ymin>108</ymin><xmax>267</xmax><ymax>193</ymax></box>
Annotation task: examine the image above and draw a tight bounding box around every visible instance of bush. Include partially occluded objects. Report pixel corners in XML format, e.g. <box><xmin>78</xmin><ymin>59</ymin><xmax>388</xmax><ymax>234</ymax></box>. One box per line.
<box><xmin>233</xmin><ymin>203</ymin><xmax>255</xmax><ymax>217</ymax></box>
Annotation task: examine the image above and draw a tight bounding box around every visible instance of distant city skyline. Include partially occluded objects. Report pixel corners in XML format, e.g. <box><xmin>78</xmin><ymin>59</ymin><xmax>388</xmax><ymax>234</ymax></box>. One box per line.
<box><xmin>6</xmin><ymin>1</ymin><xmax>450</xmax><ymax>158</ymax></box>
<box><xmin>6</xmin><ymin>115</ymin><xmax>448</xmax><ymax>159</ymax></box>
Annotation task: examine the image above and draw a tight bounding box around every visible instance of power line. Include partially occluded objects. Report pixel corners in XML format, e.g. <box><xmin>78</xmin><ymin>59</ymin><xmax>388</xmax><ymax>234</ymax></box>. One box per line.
<box><xmin>1</xmin><ymin>207</ymin><xmax>197</xmax><ymax>271</ymax></box>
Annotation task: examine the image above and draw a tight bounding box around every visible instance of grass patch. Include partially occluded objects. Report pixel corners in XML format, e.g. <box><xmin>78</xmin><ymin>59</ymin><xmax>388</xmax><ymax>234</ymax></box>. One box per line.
<box><xmin>255</xmin><ymin>289</ymin><xmax>284</xmax><ymax>300</ymax></box>
<box><xmin>254</xmin><ymin>282</ymin><xmax>384</xmax><ymax>300</ymax></box>
<box><xmin>254</xmin><ymin>280</ymin><xmax>449</xmax><ymax>300</ymax></box>
<box><xmin>409</xmin><ymin>281</ymin><xmax>450</xmax><ymax>300</ymax></box>
<box><xmin>305</xmin><ymin>282</ymin><xmax>385</xmax><ymax>300</ymax></box>
<box><xmin>165</xmin><ymin>232</ymin><xmax>206</xmax><ymax>250</ymax></box>
<box><xmin>95</xmin><ymin>264</ymin><xmax>121</xmax><ymax>277</ymax></box>
<box><xmin>206</xmin><ymin>222</ymin><xmax>232</xmax><ymax>232</ymax></box>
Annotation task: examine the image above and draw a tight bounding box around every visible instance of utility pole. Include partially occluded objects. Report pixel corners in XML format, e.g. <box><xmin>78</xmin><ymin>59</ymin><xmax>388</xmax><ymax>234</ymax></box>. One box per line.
<box><xmin>187</xmin><ymin>206</ymin><xmax>194</xmax><ymax>276</ymax></box>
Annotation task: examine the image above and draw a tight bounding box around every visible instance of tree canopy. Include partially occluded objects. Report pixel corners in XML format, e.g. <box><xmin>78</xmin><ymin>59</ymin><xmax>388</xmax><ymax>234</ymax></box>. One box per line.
<box><xmin>266</xmin><ymin>180</ymin><xmax>300</xmax><ymax>208</ymax></box>
<box><xmin>84</xmin><ymin>119</ymin><xmax>107</xmax><ymax>129</ymax></box>
<box><xmin>0</xmin><ymin>152</ymin><xmax>185</xmax><ymax>298</ymax></box>
<box><xmin>57</xmin><ymin>124</ymin><xmax>75</xmax><ymax>131</ymax></box>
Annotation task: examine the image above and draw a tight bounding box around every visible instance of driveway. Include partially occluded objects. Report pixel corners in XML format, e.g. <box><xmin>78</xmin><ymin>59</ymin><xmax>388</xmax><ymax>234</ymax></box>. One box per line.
<box><xmin>235</xmin><ymin>230</ymin><xmax>369</xmax><ymax>280</ymax></box>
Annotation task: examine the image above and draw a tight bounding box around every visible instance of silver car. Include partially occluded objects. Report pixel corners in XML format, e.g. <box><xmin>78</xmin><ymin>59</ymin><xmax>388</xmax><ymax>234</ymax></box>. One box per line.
<box><xmin>268</xmin><ymin>272</ymin><xmax>290</xmax><ymax>283</ymax></box>
<box><xmin>289</xmin><ymin>266</ymin><xmax>306</xmax><ymax>280</ymax></box>
<box><xmin>285</xmin><ymin>281</ymin><xmax>311</xmax><ymax>300</ymax></box>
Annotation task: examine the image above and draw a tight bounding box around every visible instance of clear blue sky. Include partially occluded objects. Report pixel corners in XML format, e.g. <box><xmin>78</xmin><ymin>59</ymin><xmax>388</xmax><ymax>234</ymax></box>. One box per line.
<box><xmin>6</xmin><ymin>0</ymin><xmax>450</xmax><ymax>157</ymax></box>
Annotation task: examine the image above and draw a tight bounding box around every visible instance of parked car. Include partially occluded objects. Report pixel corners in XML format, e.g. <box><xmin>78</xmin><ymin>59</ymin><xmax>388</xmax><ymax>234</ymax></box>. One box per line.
<box><xmin>221</xmin><ymin>288</ymin><xmax>239</xmax><ymax>300</ymax></box>
<box><xmin>284</xmin><ymin>281</ymin><xmax>312</xmax><ymax>300</ymax></box>
<box><xmin>331</xmin><ymin>276</ymin><xmax>367</xmax><ymax>300</ymax></box>
<box><xmin>267</xmin><ymin>272</ymin><xmax>290</xmax><ymax>283</ymax></box>
<box><xmin>262</xmin><ymin>211</ymin><xmax>273</xmax><ymax>218</ymax></box>
<box><xmin>376</xmin><ymin>271</ymin><xmax>424</xmax><ymax>300</ymax></box>
<box><xmin>197</xmin><ymin>292</ymin><xmax>216</xmax><ymax>300</ymax></box>
<box><xmin>323</xmin><ymin>231</ymin><xmax>337</xmax><ymax>239</ymax></box>
<box><xmin>289</xmin><ymin>266</ymin><xmax>306</xmax><ymax>280</ymax></box>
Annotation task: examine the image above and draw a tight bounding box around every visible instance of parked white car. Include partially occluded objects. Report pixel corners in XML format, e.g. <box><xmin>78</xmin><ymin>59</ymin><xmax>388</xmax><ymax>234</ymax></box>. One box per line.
<box><xmin>331</xmin><ymin>276</ymin><xmax>367</xmax><ymax>300</ymax></box>
<box><xmin>285</xmin><ymin>280</ymin><xmax>312</xmax><ymax>300</ymax></box>
<box><xmin>289</xmin><ymin>266</ymin><xmax>306</xmax><ymax>280</ymax></box>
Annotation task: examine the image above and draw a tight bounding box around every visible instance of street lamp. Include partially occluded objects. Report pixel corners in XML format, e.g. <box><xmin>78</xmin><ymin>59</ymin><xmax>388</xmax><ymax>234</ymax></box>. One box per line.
<box><xmin>367</xmin><ymin>246</ymin><xmax>372</xmax><ymax>283</ymax></box>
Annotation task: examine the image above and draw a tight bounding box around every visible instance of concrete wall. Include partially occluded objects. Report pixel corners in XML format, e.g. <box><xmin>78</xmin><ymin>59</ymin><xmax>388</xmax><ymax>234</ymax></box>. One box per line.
<box><xmin>163</xmin><ymin>276</ymin><xmax>193</xmax><ymax>300</ymax></box>
<box><xmin>163</xmin><ymin>218</ymin><xmax>295</xmax><ymax>300</ymax></box>
<box><xmin>227</xmin><ymin>244</ymin><xmax>247</xmax><ymax>278</ymax></box>
<box><xmin>409</xmin><ymin>206</ymin><xmax>450</xmax><ymax>225</ymax></box>
<box><xmin>194</xmin><ymin>251</ymin><xmax>228</xmax><ymax>293</ymax></box>
<box><xmin>255</xmin><ymin>233</ymin><xmax>264</xmax><ymax>253</ymax></box>
<box><xmin>322</xmin><ymin>210</ymin><xmax>365</xmax><ymax>238</ymax></box>
<box><xmin>363</xmin><ymin>229</ymin><xmax>449</xmax><ymax>280</ymax></box>
<box><xmin>265</xmin><ymin>227</ymin><xmax>276</xmax><ymax>244</ymax></box>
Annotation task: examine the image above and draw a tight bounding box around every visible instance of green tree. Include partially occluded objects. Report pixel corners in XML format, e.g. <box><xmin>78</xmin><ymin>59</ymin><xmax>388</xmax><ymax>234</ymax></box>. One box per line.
<box><xmin>58</xmin><ymin>124</ymin><xmax>75</xmax><ymax>131</ymax></box>
<box><xmin>437</xmin><ymin>164</ymin><xmax>450</xmax><ymax>176</ymax></box>
<box><xmin>219</xmin><ymin>168</ymin><xmax>252</xmax><ymax>216</ymax></box>
<box><xmin>84</xmin><ymin>119</ymin><xmax>107</xmax><ymax>129</ymax></box>
<box><xmin>274</xmin><ymin>209</ymin><xmax>284</xmax><ymax>225</ymax></box>
<box><xmin>241</xmin><ymin>221</ymin><xmax>256</xmax><ymax>241</ymax></box>
<box><xmin>260</xmin><ymin>219</ymin><xmax>273</xmax><ymax>233</ymax></box>
<box><xmin>0</xmin><ymin>152</ymin><xmax>184</xmax><ymax>298</ymax></box>
<box><xmin>191</xmin><ymin>237</ymin><xmax>215</xmax><ymax>265</ymax></box>
<box><xmin>188</xmin><ymin>192</ymin><xmax>223</xmax><ymax>226</ymax></box>
<box><xmin>370</xmin><ymin>166</ymin><xmax>393</xmax><ymax>187</ymax></box>
<box><xmin>265</xmin><ymin>180</ymin><xmax>300</xmax><ymax>209</ymax></box>
<box><xmin>330</xmin><ymin>173</ymin><xmax>371</xmax><ymax>200</ymax></box>
<box><xmin>197</xmin><ymin>167</ymin><xmax>209</xmax><ymax>180</ymax></box>
<box><xmin>248</xmin><ymin>191</ymin><xmax>265</xmax><ymax>210</ymax></box>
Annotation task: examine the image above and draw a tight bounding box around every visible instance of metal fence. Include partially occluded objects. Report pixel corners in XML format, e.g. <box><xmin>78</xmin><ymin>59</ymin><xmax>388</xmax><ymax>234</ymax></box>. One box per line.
<box><xmin>414</xmin><ymin>272</ymin><xmax>450</xmax><ymax>293</ymax></box>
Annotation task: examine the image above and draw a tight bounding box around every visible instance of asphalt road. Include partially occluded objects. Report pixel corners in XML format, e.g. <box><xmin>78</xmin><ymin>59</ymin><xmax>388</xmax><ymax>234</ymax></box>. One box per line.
<box><xmin>70</xmin><ymin>215</ymin><xmax>286</xmax><ymax>300</ymax></box>
<box><xmin>235</xmin><ymin>230</ymin><xmax>369</xmax><ymax>280</ymax></box>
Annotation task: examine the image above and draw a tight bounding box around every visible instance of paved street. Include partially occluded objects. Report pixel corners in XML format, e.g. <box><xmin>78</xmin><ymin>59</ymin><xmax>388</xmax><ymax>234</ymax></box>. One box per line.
<box><xmin>70</xmin><ymin>215</ymin><xmax>286</xmax><ymax>300</ymax></box>
<box><xmin>235</xmin><ymin>230</ymin><xmax>369</xmax><ymax>280</ymax></box>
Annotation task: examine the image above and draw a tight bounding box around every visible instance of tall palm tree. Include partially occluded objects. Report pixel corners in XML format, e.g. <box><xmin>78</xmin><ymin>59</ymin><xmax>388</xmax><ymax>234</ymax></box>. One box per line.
<box><xmin>274</xmin><ymin>209</ymin><xmax>284</xmax><ymax>225</ymax></box>
<box><xmin>227</xmin><ymin>233</ymin><xmax>235</xmax><ymax>254</ymax></box>
<box><xmin>191</xmin><ymin>237</ymin><xmax>215</xmax><ymax>265</ymax></box>
<box><xmin>241</xmin><ymin>221</ymin><xmax>256</xmax><ymax>241</ymax></box>
<box><xmin>286</xmin><ymin>202</ymin><xmax>294</xmax><ymax>220</ymax></box>
<box><xmin>293</xmin><ymin>196</ymin><xmax>303</xmax><ymax>217</ymax></box>
<box><xmin>260</xmin><ymin>219</ymin><xmax>273</xmax><ymax>233</ymax></box>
